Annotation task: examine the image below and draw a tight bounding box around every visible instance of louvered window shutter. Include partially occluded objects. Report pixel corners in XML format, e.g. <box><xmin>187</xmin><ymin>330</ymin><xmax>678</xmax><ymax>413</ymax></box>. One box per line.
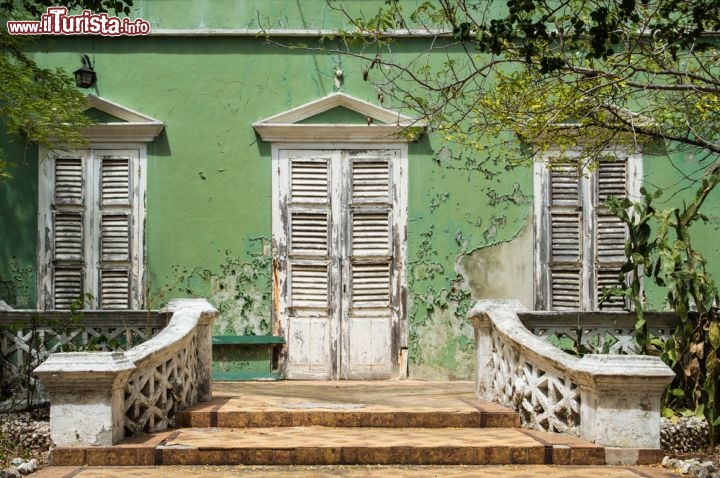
<box><xmin>288</xmin><ymin>157</ymin><xmax>331</xmax><ymax>308</ymax></box>
<box><xmin>349</xmin><ymin>156</ymin><xmax>392</xmax><ymax>310</ymax></box>
<box><xmin>593</xmin><ymin>157</ymin><xmax>629</xmax><ymax>310</ymax></box>
<box><xmin>547</xmin><ymin>161</ymin><xmax>583</xmax><ymax>310</ymax></box>
<box><xmin>98</xmin><ymin>155</ymin><xmax>133</xmax><ymax>309</ymax></box>
<box><xmin>52</xmin><ymin>156</ymin><xmax>85</xmax><ymax>309</ymax></box>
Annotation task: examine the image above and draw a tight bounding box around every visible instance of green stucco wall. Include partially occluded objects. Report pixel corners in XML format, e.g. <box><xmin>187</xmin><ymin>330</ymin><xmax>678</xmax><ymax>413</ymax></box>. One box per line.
<box><xmin>1</xmin><ymin>0</ymin><xmax>719</xmax><ymax>379</ymax></box>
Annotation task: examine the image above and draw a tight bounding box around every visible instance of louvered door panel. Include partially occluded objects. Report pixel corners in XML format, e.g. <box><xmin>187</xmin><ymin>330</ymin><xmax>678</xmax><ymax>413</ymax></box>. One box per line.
<box><xmin>351</xmin><ymin>263</ymin><xmax>391</xmax><ymax>308</ymax></box>
<box><xmin>52</xmin><ymin>155</ymin><xmax>85</xmax><ymax>309</ymax></box>
<box><xmin>596</xmin><ymin>213</ymin><xmax>626</xmax><ymax>263</ymax></box>
<box><xmin>551</xmin><ymin>270</ymin><xmax>581</xmax><ymax>309</ymax></box>
<box><xmin>550</xmin><ymin>162</ymin><xmax>580</xmax><ymax>206</ymax></box>
<box><xmin>101</xmin><ymin>156</ymin><xmax>131</xmax><ymax>205</ymax></box>
<box><xmin>352</xmin><ymin>212</ymin><xmax>390</xmax><ymax>256</ymax></box>
<box><xmin>285</xmin><ymin>153</ymin><xmax>334</xmax><ymax>378</ymax></box>
<box><xmin>98</xmin><ymin>152</ymin><xmax>134</xmax><ymax>309</ymax></box>
<box><xmin>290</xmin><ymin>264</ymin><xmax>329</xmax><ymax>308</ymax></box>
<box><xmin>596</xmin><ymin>268</ymin><xmax>626</xmax><ymax>311</ymax></box>
<box><xmin>291</xmin><ymin>159</ymin><xmax>329</xmax><ymax>203</ymax></box>
<box><xmin>100</xmin><ymin>269</ymin><xmax>130</xmax><ymax>309</ymax></box>
<box><xmin>594</xmin><ymin>157</ymin><xmax>629</xmax><ymax>310</ymax></box>
<box><xmin>352</xmin><ymin>160</ymin><xmax>390</xmax><ymax>204</ymax></box>
<box><xmin>54</xmin><ymin>157</ymin><xmax>83</xmax><ymax>204</ymax></box>
<box><xmin>547</xmin><ymin>159</ymin><xmax>584</xmax><ymax>310</ymax></box>
<box><xmin>101</xmin><ymin>214</ymin><xmax>130</xmax><ymax>261</ymax></box>
<box><xmin>290</xmin><ymin>212</ymin><xmax>329</xmax><ymax>256</ymax></box>
<box><xmin>53</xmin><ymin>212</ymin><xmax>83</xmax><ymax>261</ymax></box>
<box><xmin>598</xmin><ymin>159</ymin><xmax>626</xmax><ymax>201</ymax></box>
<box><xmin>53</xmin><ymin>268</ymin><xmax>83</xmax><ymax>309</ymax></box>
<box><xmin>550</xmin><ymin>212</ymin><xmax>581</xmax><ymax>263</ymax></box>
<box><xmin>344</xmin><ymin>151</ymin><xmax>395</xmax><ymax>378</ymax></box>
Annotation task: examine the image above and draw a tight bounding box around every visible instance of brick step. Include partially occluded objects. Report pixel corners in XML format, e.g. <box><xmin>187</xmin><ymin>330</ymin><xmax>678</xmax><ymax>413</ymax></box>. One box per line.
<box><xmin>51</xmin><ymin>426</ymin><xmax>626</xmax><ymax>467</ymax></box>
<box><xmin>34</xmin><ymin>464</ymin><xmax>676</xmax><ymax>478</ymax></box>
<box><xmin>177</xmin><ymin>396</ymin><xmax>519</xmax><ymax>428</ymax></box>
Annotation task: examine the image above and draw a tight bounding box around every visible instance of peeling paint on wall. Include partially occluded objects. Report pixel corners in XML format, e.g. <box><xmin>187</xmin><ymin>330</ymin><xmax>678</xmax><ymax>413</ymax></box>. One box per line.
<box><xmin>0</xmin><ymin>258</ymin><xmax>33</xmax><ymax>308</ymax></box>
<box><xmin>149</xmin><ymin>238</ymin><xmax>273</xmax><ymax>337</ymax></box>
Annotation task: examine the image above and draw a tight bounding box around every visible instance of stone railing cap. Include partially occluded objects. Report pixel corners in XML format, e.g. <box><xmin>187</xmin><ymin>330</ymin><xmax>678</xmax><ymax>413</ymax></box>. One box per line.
<box><xmin>469</xmin><ymin>299</ymin><xmax>529</xmax><ymax>315</ymax></box>
<box><xmin>34</xmin><ymin>351</ymin><xmax>134</xmax><ymax>375</ymax></box>
<box><xmin>577</xmin><ymin>354</ymin><xmax>675</xmax><ymax>378</ymax></box>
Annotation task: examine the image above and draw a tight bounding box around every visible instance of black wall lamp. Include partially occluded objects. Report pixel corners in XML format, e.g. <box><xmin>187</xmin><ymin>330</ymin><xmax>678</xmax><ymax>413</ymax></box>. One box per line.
<box><xmin>74</xmin><ymin>55</ymin><xmax>96</xmax><ymax>88</ymax></box>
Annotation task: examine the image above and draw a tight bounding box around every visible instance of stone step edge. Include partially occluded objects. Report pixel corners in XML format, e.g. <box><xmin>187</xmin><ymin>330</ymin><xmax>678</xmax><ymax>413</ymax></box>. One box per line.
<box><xmin>176</xmin><ymin>410</ymin><xmax>520</xmax><ymax>429</ymax></box>
<box><xmin>50</xmin><ymin>442</ymin><xmax>662</xmax><ymax>467</ymax></box>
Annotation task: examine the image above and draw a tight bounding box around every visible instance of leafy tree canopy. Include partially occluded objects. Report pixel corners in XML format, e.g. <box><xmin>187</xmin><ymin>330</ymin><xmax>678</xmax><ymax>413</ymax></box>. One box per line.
<box><xmin>319</xmin><ymin>0</ymin><xmax>720</xmax><ymax>182</ymax></box>
<box><xmin>0</xmin><ymin>0</ymin><xmax>132</xmax><ymax>180</ymax></box>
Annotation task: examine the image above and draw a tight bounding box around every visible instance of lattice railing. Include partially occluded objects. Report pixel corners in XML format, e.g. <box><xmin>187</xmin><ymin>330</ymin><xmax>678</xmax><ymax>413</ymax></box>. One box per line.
<box><xmin>519</xmin><ymin>311</ymin><xmax>679</xmax><ymax>355</ymax></box>
<box><xmin>124</xmin><ymin>328</ymin><xmax>199</xmax><ymax>435</ymax></box>
<box><xmin>470</xmin><ymin>300</ymin><xmax>675</xmax><ymax>450</ymax></box>
<box><xmin>487</xmin><ymin>327</ymin><xmax>581</xmax><ymax>434</ymax></box>
<box><xmin>33</xmin><ymin>299</ymin><xmax>216</xmax><ymax>446</ymax></box>
<box><xmin>0</xmin><ymin>311</ymin><xmax>168</xmax><ymax>408</ymax></box>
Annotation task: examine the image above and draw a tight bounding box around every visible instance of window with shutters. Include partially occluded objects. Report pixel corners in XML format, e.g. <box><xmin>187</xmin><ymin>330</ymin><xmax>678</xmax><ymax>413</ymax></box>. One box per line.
<box><xmin>38</xmin><ymin>147</ymin><xmax>144</xmax><ymax>310</ymax></box>
<box><xmin>534</xmin><ymin>150</ymin><xmax>642</xmax><ymax>311</ymax></box>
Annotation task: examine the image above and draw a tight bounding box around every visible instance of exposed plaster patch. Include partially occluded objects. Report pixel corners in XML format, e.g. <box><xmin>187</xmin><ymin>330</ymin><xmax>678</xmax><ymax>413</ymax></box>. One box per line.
<box><xmin>458</xmin><ymin>210</ymin><xmax>534</xmax><ymax>309</ymax></box>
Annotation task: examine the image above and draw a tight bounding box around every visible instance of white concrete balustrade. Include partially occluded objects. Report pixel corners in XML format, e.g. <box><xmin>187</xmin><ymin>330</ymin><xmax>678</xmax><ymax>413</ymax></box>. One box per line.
<box><xmin>469</xmin><ymin>300</ymin><xmax>675</xmax><ymax>453</ymax></box>
<box><xmin>34</xmin><ymin>299</ymin><xmax>217</xmax><ymax>446</ymax></box>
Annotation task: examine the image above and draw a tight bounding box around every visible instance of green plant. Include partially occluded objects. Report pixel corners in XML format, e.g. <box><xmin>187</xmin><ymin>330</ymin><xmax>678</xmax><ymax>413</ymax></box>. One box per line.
<box><xmin>547</xmin><ymin>327</ymin><xmax>615</xmax><ymax>357</ymax></box>
<box><xmin>606</xmin><ymin>182</ymin><xmax>720</xmax><ymax>447</ymax></box>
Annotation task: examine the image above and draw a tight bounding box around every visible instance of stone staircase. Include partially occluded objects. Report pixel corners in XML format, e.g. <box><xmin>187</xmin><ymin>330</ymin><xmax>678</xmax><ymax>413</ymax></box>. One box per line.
<box><xmin>46</xmin><ymin>381</ymin><xmax>663</xmax><ymax>470</ymax></box>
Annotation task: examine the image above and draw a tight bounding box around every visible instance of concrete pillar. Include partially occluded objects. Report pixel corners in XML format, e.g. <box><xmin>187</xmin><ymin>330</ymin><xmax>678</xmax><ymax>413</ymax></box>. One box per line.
<box><xmin>470</xmin><ymin>313</ymin><xmax>495</xmax><ymax>401</ymax></box>
<box><xmin>34</xmin><ymin>352</ymin><xmax>135</xmax><ymax>446</ymax></box>
<box><xmin>576</xmin><ymin>354</ymin><xmax>675</xmax><ymax>448</ymax></box>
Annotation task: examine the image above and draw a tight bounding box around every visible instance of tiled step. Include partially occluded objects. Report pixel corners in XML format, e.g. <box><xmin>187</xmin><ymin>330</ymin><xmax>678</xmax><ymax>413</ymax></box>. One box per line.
<box><xmin>35</xmin><ymin>464</ymin><xmax>677</xmax><ymax>478</ymax></box>
<box><xmin>51</xmin><ymin>426</ymin><xmax>617</xmax><ymax>467</ymax></box>
<box><xmin>177</xmin><ymin>397</ymin><xmax>519</xmax><ymax>428</ymax></box>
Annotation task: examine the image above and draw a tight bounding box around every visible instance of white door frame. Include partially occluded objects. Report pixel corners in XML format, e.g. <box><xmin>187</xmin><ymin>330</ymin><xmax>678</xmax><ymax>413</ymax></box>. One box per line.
<box><xmin>271</xmin><ymin>142</ymin><xmax>408</xmax><ymax>379</ymax></box>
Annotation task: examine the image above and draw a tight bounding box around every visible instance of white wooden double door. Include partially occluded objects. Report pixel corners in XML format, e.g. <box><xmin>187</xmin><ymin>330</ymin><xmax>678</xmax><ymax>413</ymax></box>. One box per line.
<box><xmin>273</xmin><ymin>147</ymin><xmax>406</xmax><ymax>379</ymax></box>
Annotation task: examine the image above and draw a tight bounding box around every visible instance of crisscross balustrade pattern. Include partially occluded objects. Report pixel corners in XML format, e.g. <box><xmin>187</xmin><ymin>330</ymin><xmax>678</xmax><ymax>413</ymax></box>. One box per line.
<box><xmin>33</xmin><ymin>300</ymin><xmax>216</xmax><ymax>446</ymax></box>
<box><xmin>0</xmin><ymin>311</ymin><xmax>167</xmax><ymax>406</ymax></box>
<box><xmin>471</xmin><ymin>301</ymin><xmax>676</xmax><ymax>449</ymax></box>
<box><xmin>520</xmin><ymin>311</ymin><xmax>678</xmax><ymax>355</ymax></box>
<box><xmin>124</xmin><ymin>331</ymin><xmax>198</xmax><ymax>435</ymax></box>
<box><xmin>488</xmin><ymin>327</ymin><xmax>581</xmax><ymax>434</ymax></box>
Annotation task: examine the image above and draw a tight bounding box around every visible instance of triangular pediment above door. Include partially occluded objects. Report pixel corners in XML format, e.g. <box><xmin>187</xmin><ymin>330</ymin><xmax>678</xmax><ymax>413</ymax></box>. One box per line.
<box><xmin>81</xmin><ymin>94</ymin><xmax>164</xmax><ymax>142</ymax></box>
<box><xmin>253</xmin><ymin>92</ymin><xmax>426</xmax><ymax>143</ymax></box>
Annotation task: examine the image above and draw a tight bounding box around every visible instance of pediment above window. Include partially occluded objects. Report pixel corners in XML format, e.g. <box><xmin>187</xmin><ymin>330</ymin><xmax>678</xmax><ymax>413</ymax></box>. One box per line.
<box><xmin>253</xmin><ymin>92</ymin><xmax>426</xmax><ymax>143</ymax></box>
<box><xmin>82</xmin><ymin>95</ymin><xmax>164</xmax><ymax>142</ymax></box>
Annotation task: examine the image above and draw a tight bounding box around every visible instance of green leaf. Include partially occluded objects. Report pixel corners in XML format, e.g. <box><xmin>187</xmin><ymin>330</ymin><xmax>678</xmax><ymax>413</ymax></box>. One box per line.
<box><xmin>670</xmin><ymin>388</ymin><xmax>685</xmax><ymax>397</ymax></box>
<box><xmin>709</xmin><ymin>321</ymin><xmax>720</xmax><ymax>348</ymax></box>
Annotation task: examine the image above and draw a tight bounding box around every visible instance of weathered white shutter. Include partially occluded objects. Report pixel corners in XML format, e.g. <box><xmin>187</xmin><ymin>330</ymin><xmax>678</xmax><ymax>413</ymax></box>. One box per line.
<box><xmin>547</xmin><ymin>162</ymin><xmax>583</xmax><ymax>310</ymax></box>
<box><xmin>98</xmin><ymin>155</ymin><xmax>133</xmax><ymax>309</ymax></box>
<box><xmin>593</xmin><ymin>157</ymin><xmax>628</xmax><ymax>310</ymax></box>
<box><xmin>344</xmin><ymin>151</ymin><xmax>395</xmax><ymax>378</ymax></box>
<box><xmin>285</xmin><ymin>153</ymin><xmax>334</xmax><ymax>378</ymax></box>
<box><xmin>52</xmin><ymin>156</ymin><xmax>85</xmax><ymax>309</ymax></box>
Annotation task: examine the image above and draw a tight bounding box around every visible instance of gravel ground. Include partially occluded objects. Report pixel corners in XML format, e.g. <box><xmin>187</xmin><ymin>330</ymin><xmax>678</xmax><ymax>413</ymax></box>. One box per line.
<box><xmin>0</xmin><ymin>405</ymin><xmax>50</xmax><ymax>473</ymax></box>
<box><xmin>0</xmin><ymin>407</ymin><xmax>718</xmax><ymax>476</ymax></box>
